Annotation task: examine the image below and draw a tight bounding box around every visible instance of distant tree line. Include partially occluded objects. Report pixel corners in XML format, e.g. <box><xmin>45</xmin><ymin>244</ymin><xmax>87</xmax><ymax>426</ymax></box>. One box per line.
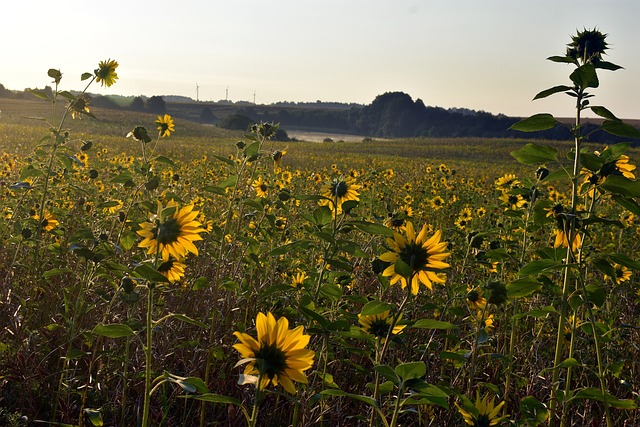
<box><xmin>237</xmin><ymin>91</ymin><xmax>637</xmax><ymax>144</ymax></box>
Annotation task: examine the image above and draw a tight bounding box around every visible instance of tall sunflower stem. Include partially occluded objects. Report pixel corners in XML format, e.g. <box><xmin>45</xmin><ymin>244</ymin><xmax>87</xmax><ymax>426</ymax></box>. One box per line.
<box><xmin>248</xmin><ymin>375</ymin><xmax>263</xmax><ymax>427</ymax></box>
<box><xmin>467</xmin><ymin>301</ymin><xmax>489</xmax><ymax>395</ymax></box>
<box><xmin>370</xmin><ymin>281</ymin><xmax>412</xmax><ymax>427</ymax></box>
<box><xmin>141</xmin><ymin>285</ymin><xmax>154</xmax><ymax>427</ymax></box>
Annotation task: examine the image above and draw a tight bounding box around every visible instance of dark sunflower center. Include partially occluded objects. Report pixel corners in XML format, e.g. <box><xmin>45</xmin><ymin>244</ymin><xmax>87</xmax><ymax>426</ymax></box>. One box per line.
<box><xmin>399</xmin><ymin>242</ymin><xmax>429</xmax><ymax>270</ymax></box>
<box><xmin>331</xmin><ymin>181</ymin><xmax>349</xmax><ymax>198</ymax></box>
<box><xmin>467</xmin><ymin>290</ymin><xmax>480</xmax><ymax>303</ymax></box>
<box><xmin>255</xmin><ymin>342</ymin><xmax>287</xmax><ymax>379</ymax></box>
<box><xmin>259</xmin><ymin>184</ymin><xmax>267</xmax><ymax>191</ymax></box>
<box><xmin>476</xmin><ymin>414</ymin><xmax>492</xmax><ymax>427</ymax></box>
<box><xmin>367</xmin><ymin>319</ymin><xmax>391</xmax><ymax>338</ymax></box>
<box><xmin>508</xmin><ymin>195</ymin><xmax>519</xmax><ymax>204</ymax></box>
<box><xmin>157</xmin><ymin>217</ymin><xmax>181</xmax><ymax>245</ymax></box>
<box><xmin>157</xmin><ymin>260</ymin><xmax>175</xmax><ymax>274</ymax></box>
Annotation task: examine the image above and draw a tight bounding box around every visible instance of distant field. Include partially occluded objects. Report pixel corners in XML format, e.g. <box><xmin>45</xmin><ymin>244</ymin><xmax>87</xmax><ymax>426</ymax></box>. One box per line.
<box><xmin>287</xmin><ymin>129</ymin><xmax>369</xmax><ymax>143</ymax></box>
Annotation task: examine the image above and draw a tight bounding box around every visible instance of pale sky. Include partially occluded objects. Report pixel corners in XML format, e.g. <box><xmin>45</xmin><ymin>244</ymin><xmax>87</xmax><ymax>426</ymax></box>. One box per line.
<box><xmin>2</xmin><ymin>0</ymin><xmax>639</xmax><ymax>119</ymax></box>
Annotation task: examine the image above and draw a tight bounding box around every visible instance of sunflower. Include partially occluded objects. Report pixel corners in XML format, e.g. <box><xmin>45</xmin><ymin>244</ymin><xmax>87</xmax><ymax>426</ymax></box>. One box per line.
<box><xmin>252</xmin><ymin>176</ymin><xmax>269</xmax><ymax>198</ymax></box>
<box><xmin>499</xmin><ymin>192</ymin><xmax>527</xmax><ymax>210</ymax></box>
<box><xmin>606</xmin><ymin>263</ymin><xmax>632</xmax><ymax>285</ymax></box>
<box><xmin>137</xmin><ymin>200</ymin><xmax>206</xmax><ymax>262</ymax></box>
<box><xmin>233</xmin><ymin>312</ymin><xmax>315</xmax><ymax>394</ymax></box>
<box><xmin>456</xmin><ymin>391</ymin><xmax>508</xmax><ymax>426</ymax></box>
<box><xmin>290</xmin><ymin>271</ymin><xmax>309</xmax><ymax>288</ymax></box>
<box><xmin>358</xmin><ymin>310</ymin><xmax>406</xmax><ymax>340</ymax></box>
<box><xmin>155</xmin><ymin>114</ymin><xmax>175</xmax><ymax>138</ymax></box>
<box><xmin>379</xmin><ymin>222</ymin><xmax>450</xmax><ymax>295</ymax></box>
<box><xmin>466</xmin><ymin>287</ymin><xmax>486</xmax><ymax>310</ymax></box>
<box><xmin>94</xmin><ymin>59</ymin><xmax>119</xmax><ymax>87</ymax></box>
<box><xmin>430</xmin><ymin>196</ymin><xmax>445</xmax><ymax>210</ymax></box>
<box><xmin>272</xmin><ymin>149</ymin><xmax>286</xmax><ymax>171</ymax></box>
<box><xmin>41</xmin><ymin>212</ymin><xmax>59</xmax><ymax>232</ymax></box>
<box><xmin>157</xmin><ymin>257</ymin><xmax>186</xmax><ymax>283</ymax></box>
<box><xmin>320</xmin><ymin>177</ymin><xmax>361</xmax><ymax>214</ymax></box>
<box><xmin>495</xmin><ymin>173</ymin><xmax>520</xmax><ymax>192</ymax></box>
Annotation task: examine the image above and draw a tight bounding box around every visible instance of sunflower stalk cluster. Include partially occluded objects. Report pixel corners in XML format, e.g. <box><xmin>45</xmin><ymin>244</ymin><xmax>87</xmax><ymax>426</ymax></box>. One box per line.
<box><xmin>509</xmin><ymin>28</ymin><xmax>640</xmax><ymax>427</ymax></box>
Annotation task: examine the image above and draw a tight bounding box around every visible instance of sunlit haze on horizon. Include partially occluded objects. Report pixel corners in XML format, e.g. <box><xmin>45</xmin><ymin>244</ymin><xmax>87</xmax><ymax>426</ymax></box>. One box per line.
<box><xmin>3</xmin><ymin>0</ymin><xmax>639</xmax><ymax>119</ymax></box>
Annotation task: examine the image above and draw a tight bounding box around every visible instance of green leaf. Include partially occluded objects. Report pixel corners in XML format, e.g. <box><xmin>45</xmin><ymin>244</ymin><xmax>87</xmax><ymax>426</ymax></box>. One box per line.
<box><xmin>510</xmin><ymin>143</ymin><xmax>558</xmax><ymax>164</ymax></box>
<box><xmin>395</xmin><ymin>361</ymin><xmax>426</xmax><ymax>381</ymax></box>
<box><xmin>547</xmin><ymin>55</ymin><xmax>578</xmax><ymax>65</ymax></box>
<box><xmin>600</xmin><ymin>120</ymin><xmax>640</xmax><ymax>139</ymax></box>
<box><xmin>573</xmin><ymin>388</ymin><xmax>637</xmax><ymax>409</ymax></box>
<box><xmin>360</xmin><ymin>301</ymin><xmax>392</xmax><ymax>316</ymax></box>
<box><xmin>189</xmin><ymin>393</ymin><xmax>243</xmax><ymax>407</ymax></box>
<box><xmin>609</xmin><ymin>253</ymin><xmax>640</xmax><ymax>270</ymax></box>
<box><xmin>519</xmin><ymin>396</ymin><xmax>549</xmax><ymax>425</ymax></box>
<box><xmin>83</xmin><ymin>408</ymin><xmax>103</xmax><ymax>426</ymax></box>
<box><xmin>600</xmin><ymin>175</ymin><xmax>640</xmax><ymax>197</ymax></box>
<box><xmin>192</xmin><ymin>276</ymin><xmax>209</xmax><ymax>290</ymax></box>
<box><xmin>81</xmin><ymin>72</ymin><xmax>93</xmax><ymax>81</ymax></box>
<box><xmin>594</xmin><ymin>60</ymin><xmax>623</xmax><ymax>71</ymax></box>
<box><xmin>29</xmin><ymin>89</ymin><xmax>51</xmax><ymax>101</ymax></box>
<box><xmin>110</xmin><ymin>170</ymin><xmax>134</xmax><ymax>184</ymax></box>
<box><xmin>269</xmin><ymin>240</ymin><xmax>313</xmax><ymax>256</ymax></box>
<box><xmin>352</xmin><ymin>221</ymin><xmax>394</xmax><ymax>237</ymax></box>
<box><xmin>542</xmin><ymin>168</ymin><xmax>570</xmax><ymax>183</ymax></box>
<box><xmin>163</xmin><ymin>372</ymin><xmax>209</xmax><ymax>393</ymax></box>
<box><xmin>394</xmin><ymin>259</ymin><xmax>413</xmax><ymax>279</ymax></box>
<box><xmin>152</xmin><ymin>155</ymin><xmax>175</xmax><ymax>166</ymax></box>
<box><xmin>590</xmin><ymin>106</ymin><xmax>620</xmax><ymax>121</ymax></box>
<box><xmin>320</xmin><ymin>283</ymin><xmax>343</xmax><ymax>301</ymax></box>
<box><xmin>373</xmin><ymin>365</ymin><xmax>400</xmax><ymax>385</ymax></box>
<box><xmin>133</xmin><ymin>263</ymin><xmax>169</xmax><ymax>283</ymax></box>
<box><xmin>43</xmin><ymin>268</ymin><xmax>73</xmax><ymax>278</ymax></box>
<box><xmin>212</xmin><ymin>154</ymin><xmax>236</xmax><ymax>167</ymax></box>
<box><xmin>244</xmin><ymin>141</ymin><xmax>260</xmax><ymax>159</ymax></box>
<box><xmin>509</xmin><ymin>114</ymin><xmax>559</xmax><ymax>133</ymax></box>
<box><xmin>92</xmin><ymin>323</ymin><xmax>135</xmax><ymax>338</ymax></box>
<box><xmin>557</xmin><ymin>357</ymin><xmax>581</xmax><ymax>368</ymax></box>
<box><xmin>320</xmin><ymin>389</ymin><xmax>379</xmax><ymax>407</ymax></box>
<box><xmin>570</xmin><ymin>64</ymin><xmax>599</xmax><ymax>88</ymax></box>
<box><xmin>411</xmin><ymin>319</ymin><xmax>458</xmax><ymax>330</ymax></box>
<box><xmin>518</xmin><ymin>259</ymin><xmax>563</xmax><ymax>277</ymax></box>
<box><xmin>218</xmin><ymin>174</ymin><xmax>238</xmax><ymax>189</ymax></box>
<box><xmin>585</xmin><ymin>283</ymin><xmax>606</xmax><ymax>307</ymax></box>
<box><xmin>507</xmin><ymin>277</ymin><xmax>542</xmax><ymax>298</ymax></box>
<box><xmin>533</xmin><ymin>85</ymin><xmax>573</xmax><ymax>100</ymax></box>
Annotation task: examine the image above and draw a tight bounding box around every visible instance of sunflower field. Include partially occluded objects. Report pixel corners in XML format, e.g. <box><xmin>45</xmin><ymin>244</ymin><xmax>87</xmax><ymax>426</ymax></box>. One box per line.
<box><xmin>2</xmin><ymin>30</ymin><xmax>640</xmax><ymax>427</ymax></box>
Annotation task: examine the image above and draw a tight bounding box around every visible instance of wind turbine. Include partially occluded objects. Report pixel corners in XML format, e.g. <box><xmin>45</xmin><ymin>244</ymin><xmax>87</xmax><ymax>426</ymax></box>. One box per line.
<box><xmin>196</xmin><ymin>82</ymin><xmax>199</xmax><ymax>102</ymax></box>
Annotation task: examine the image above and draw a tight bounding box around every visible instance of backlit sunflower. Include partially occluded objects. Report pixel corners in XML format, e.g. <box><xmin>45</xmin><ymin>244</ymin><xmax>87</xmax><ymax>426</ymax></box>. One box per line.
<box><xmin>379</xmin><ymin>222</ymin><xmax>450</xmax><ymax>295</ymax></box>
<box><xmin>495</xmin><ymin>173</ymin><xmax>520</xmax><ymax>192</ymax></box>
<box><xmin>155</xmin><ymin>114</ymin><xmax>175</xmax><ymax>138</ymax></box>
<box><xmin>94</xmin><ymin>59</ymin><xmax>119</xmax><ymax>87</ymax></box>
<box><xmin>290</xmin><ymin>271</ymin><xmax>309</xmax><ymax>288</ymax></box>
<box><xmin>606</xmin><ymin>263</ymin><xmax>632</xmax><ymax>285</ymax></box>
<box><xmin>456</xmin><ymin>391</ymin><xmax>508</xmax><ymax>426</ymax></box>
<box><xmin>157</xmin><ymin>257</ymin><xmax>186</xmax><ymax>283</ymax></box>
<box><xmin>466</xmin><ymin>287</ymin><xmax>486</xmax><ymax>310</ymax></box>
<box><xmin>233</xmin><ymin>312</ymin><xmax>315</xmax><ymax>394</ymax></box>
<box><xmin>430</xmin><ymin>196</ymin><xmax>445</xmax><ymax>210</ymax></box>
<box><xmin>137</xmin><ymin>200</ymin><xmax>206</xmax><ymax>262</ymax></box>
<box><xmin>41</xmin><ymin>212</ymin><xmax>59</xmax><ymax>232</ymax></box>
<box><xmin>499</xmin><ymin>192</ymin><xmax>527</xmax><ymax>210</ymax></box>
<box><xmin>320</xmin><ymin>177</ymin><xmax>361</xmax><ymax>214</ymax></box>
<box><xmin>358</xmin><ymin>310</ymin><xmax>406</xmax><ymax>340</ymax></box>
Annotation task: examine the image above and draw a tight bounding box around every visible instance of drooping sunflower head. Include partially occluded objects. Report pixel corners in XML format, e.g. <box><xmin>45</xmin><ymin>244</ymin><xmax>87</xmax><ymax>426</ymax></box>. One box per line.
<box><xmin>567</xmin><ymin>28</ymin><xmax>609</xmax><ymax>64</ymax></box>
<box><xmin>94</xmin><ymin>59</ymin><xmax>119</xmax><ymax>87</ymax></box>
<box><xmin>233</xmin><ymin>312</ymin><xmax>315</xmax><ymax>394</ymax></box>
<box><xmin>155</xmin><ymin>114</ymin><xmax>175</xmax><ymax>138</ymax></box>
<box><xmin>137</xmin><ymin>200</ymin><xmax>206</xmax><ymax>262</ymax></box>
<box><xmin>379</xmin><ymin>222</ymin><xmax>450</xmax><ymax>295</ymax></box>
